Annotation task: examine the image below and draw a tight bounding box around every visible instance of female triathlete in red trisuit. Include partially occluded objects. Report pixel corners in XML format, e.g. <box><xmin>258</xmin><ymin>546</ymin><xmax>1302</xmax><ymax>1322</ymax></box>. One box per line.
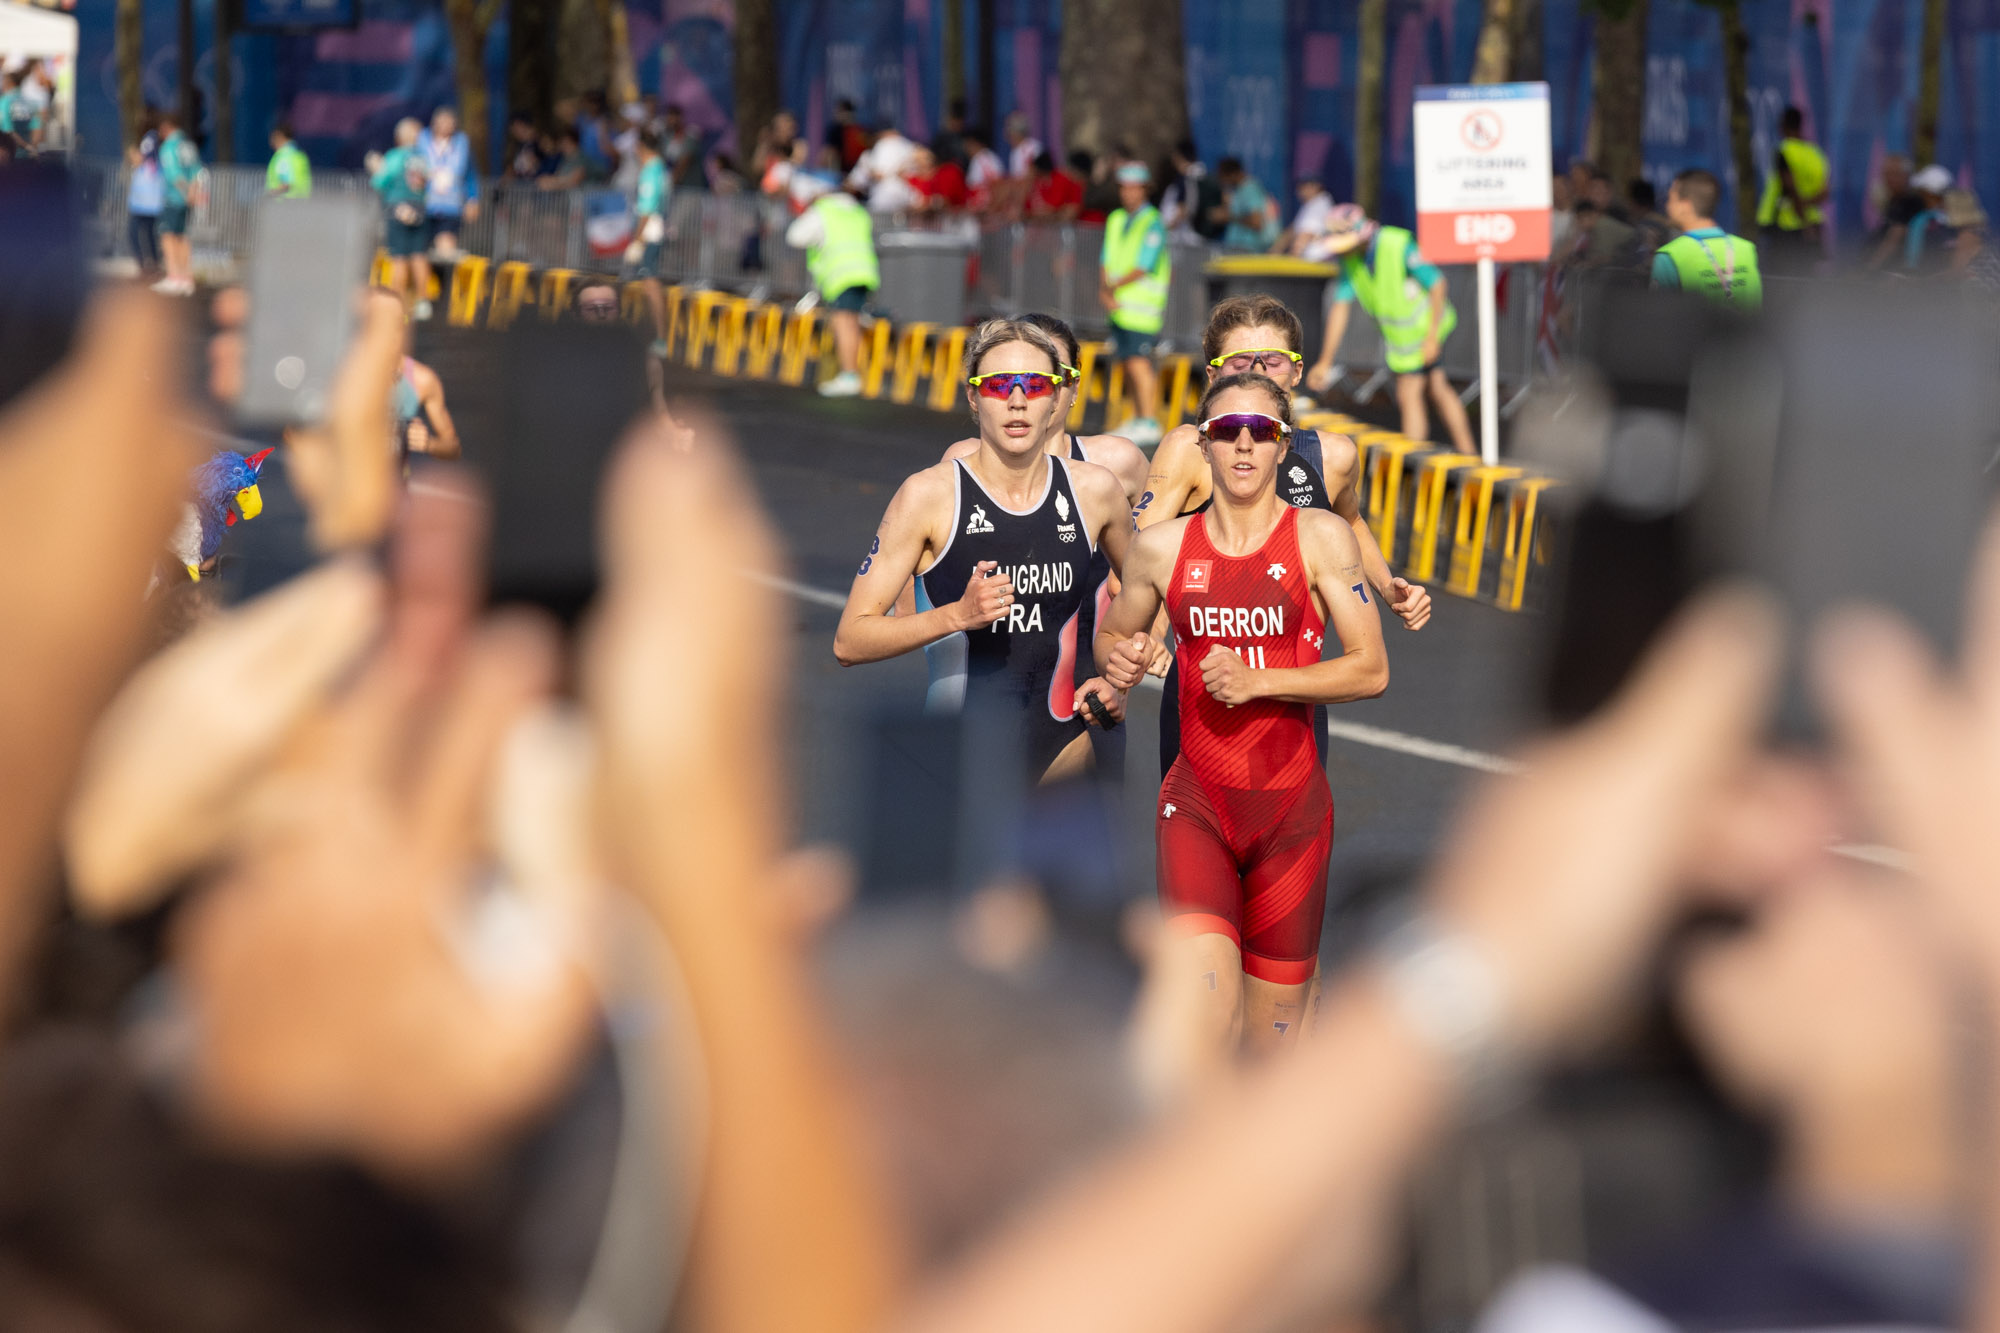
<box><xmin>1097</xmin><ymin>373</ymin><xmax>1388</xmax><ymax>1059</ymax></box>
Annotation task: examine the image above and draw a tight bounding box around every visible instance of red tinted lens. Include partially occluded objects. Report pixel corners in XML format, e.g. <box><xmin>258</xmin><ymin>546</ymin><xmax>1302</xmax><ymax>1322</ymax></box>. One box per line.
<box><xmin>975</xmin><ymin>373</ymin><xmax>1057</xmax><ymax>400</ymax></box>
<box><xmin>1202</xmin><ymin>413</ymin><xmax>1286</xmax><ymax>443</ymax></box>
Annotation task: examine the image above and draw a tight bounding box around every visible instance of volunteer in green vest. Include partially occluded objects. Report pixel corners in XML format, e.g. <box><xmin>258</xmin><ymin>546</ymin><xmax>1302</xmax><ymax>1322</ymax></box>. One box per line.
<box><xmin>1306</xmin><ymin>203</ymin><xmax>1475</xmax><ymax>456</ymax></box>
<box><xmin>1098</xmin><ymin>162</ymin><xmax>1169</xmax><ymax>446</ymax></box>
<box><xmin>367</xmin><ymin>118</ymin><xmax>429</xmax><ymax>314</ymax></box>
<box><xmin>155</xmin><ymin>110</ymin><xmax>205</xmax><ymax>297</ymax></box>
<box><xmin>1651</xmin><ymin>167</ymin><xmax>1762</xmax><ymax>308</ymax></box>
<box><xmin>785</xmin><ymin>177</ymin><xmax>879</xmax><ymax>398</ymax></box>
<box><xmin>1756</xmin><ymin>105</ymin><xmax>1828</xmax><ymax>275</ymax></box>
<box><xmin>623</xmin><ymin>131</ymin><xmax>672</xmax><ymax>357</ymax></box>
<box><xmin>266</xmin><ymin>123</ymin><xmax>312</xmax><ymax>198</ymax></box>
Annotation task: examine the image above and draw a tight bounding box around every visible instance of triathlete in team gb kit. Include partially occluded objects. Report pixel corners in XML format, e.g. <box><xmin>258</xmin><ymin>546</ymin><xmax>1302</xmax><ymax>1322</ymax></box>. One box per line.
<box><xmin>834</xmin><ymin>319</ymin><xmax>1134</xmax><ymax>782</ymax></box>
<box><xmin>1098</xmin><ymin>371</ymin><xmax>1388</xmax><ymax>1064</ymax></box>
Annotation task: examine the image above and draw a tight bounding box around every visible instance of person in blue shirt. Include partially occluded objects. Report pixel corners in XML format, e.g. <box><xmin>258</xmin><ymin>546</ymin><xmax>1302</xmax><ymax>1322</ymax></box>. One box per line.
<box><xmin>1215</xmin><ymin>157</ymin><xmax>1280</xmax><ymax>252</ymax></box>
<box><xmin>125</xmin><ymin>122</ymin><xmax>165</xmax><ymax>278</ymax></box>
<box><xmin>368</xmin><ymin>118</ymin><xmax>430</xmax><ymax>313</ymax></box>
<box><xmin>155</xmin><ymin>110</ymin><xmax>205</xmax><ymax>296</ymax></box>
<box><xmin>623</xmin><ymin>131</ymin><xmax>671</xmax><ymax>354</ymax></box>
<box><xmin>412</xmin><ymin>106</ymin><xmax>479</xmax><ymax>321</ymax></box>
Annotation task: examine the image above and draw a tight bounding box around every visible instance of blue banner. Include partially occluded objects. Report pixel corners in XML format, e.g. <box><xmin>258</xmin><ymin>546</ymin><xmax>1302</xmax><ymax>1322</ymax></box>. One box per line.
<box><xmin>1290</xmin><ymin>0</ymin><xmax>1360</xmax><ymax>200</ymax></box>
<box><xmin>778</xmin><ymin>0</ymin><xmax>943</xmax><ymax>150</ymax></box>
<box><xmin>240</xmin><ymin>0</ymin><xmax>357</xmax><ymax>29</ymax></box>
<box><xmin>1184</xmin><ymin>0</ymin><xmax>1289</xmax><ymax>209</ymax></box>
<box><xmin>1374</xmin><ymin>0</ymin><xmax>1482</xmax><ymax>227</ymax></box>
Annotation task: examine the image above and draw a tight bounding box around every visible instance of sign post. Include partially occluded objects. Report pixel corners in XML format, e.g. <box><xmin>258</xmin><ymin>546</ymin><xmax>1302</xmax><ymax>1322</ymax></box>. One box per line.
<box><xmin>1412</xmin><ymin>82</ymin><xmax>1552</xmax><ymax>465</ymax></box>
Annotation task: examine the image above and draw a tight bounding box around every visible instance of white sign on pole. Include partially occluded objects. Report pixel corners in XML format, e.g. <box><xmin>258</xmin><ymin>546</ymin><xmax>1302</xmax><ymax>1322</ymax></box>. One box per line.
<box><xmin>1413</xmin><ymin>82</ymin><xmax>1553</xmax><ymax>264</ymax></box>
<box><xmin>1412</xmin><ymin>82</ymin><xmax>1552</xmax><ymax>464</ymax></box>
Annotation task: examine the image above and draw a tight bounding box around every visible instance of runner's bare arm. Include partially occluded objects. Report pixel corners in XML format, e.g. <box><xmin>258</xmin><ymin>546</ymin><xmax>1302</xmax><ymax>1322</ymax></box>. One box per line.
<box><xmin>411</xmin><ymin>362</ymin><xmax>461</xmax><ymax>458</ymax></box>
<box><xmin>1323</xmin><ymin>432</ymin><xmax>1429</xmax><ymax>630</ymax></box>
<box><xmin>1084</xmin><ymin>433</ymin><xmax>1151</xmax><ymax>507</ymax></box>
<box><xmin>1094</xmin><ymin>523</ymin><xmax>1175</xmax><ymax>687</ymax></box>
<box><xmin>835</xmin><ymin>470</ymin><xmax>1014</xmax><ymax>666</ymax></box>
<box><xmin>1135</xmin><ymin>424</ymin><xmax>1205</xmax><ymax>530</ymax></box>
<box><xmin>1217</xmin><ymin>510</ymin><xmax>1387</xmax><ymax>706</ymax></box>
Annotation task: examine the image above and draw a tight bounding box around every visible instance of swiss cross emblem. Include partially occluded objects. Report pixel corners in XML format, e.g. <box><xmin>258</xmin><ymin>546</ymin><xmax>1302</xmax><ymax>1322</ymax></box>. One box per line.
<box><xmin>1183</xmin><ymin>560</ymin><xmax>1211</xmax><ymax>592</ymax></box>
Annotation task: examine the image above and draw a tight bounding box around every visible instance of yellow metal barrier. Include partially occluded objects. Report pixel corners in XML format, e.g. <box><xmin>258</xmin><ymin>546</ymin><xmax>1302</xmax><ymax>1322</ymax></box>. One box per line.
<box><xmin>859</xmin><ymin>317</ymin><xmax>895</xmax><ymax>396</ymax></box>
<box><xmin>709</xmin><ymin>296</ymin><xmax>754</xmax><ymax>376</ymax></box>
<box><xmin>620</xmin><ymin>280</ymin><xmax>651</xmax><ymax>326</ymax></box>
<box><xmin>536</xmin><ymin>268</ymin><xmax>581</xmax><ymax>320</ymax></box>
<box><xmin>447</xmin><ymin>255</ymin><xmax>491</xmax><ymax>326</ymax></box>
<box><xmin>927</xmin><ymin>326</ymin><xmax>969</xmax><ymax>411</ymax></box>
<box><xmin>1068</xmin><ymin>341</ymin><xmax>1113</xmax><ymax>432</ymax></box>
<box><xmin>683</xmin><ymin>290</ymin><xmax>737</xmax><ymax>368</ymax></box>
<box><xmin>744</xmin><ymin>302</ymin><xmax>787</xmax><ymax>380</ymax></box>
<box><xmin>1403</xmin><ymin>453</ymin><xmax>1483</xmax><ymax>582</ymax></box>
<box><xmin>888</xmin><ymin>323</ymin><xmax>936</xmax><ymax>403</ymax></box>
<box><xmin>1357</xmin><ymin>434</ymin><xmax>1427</xmax><ymax>561</ymax></box>
<box><xmin>776</xmin><ymin>308</ymin><xmax>826</xmax><ymax>385</ymax></box>
<box><xmin>1495</xmin><ymin>476</ymin><xmax>1562</xmax><ymax>612</ymax></box>
<box><xmin>487</xmin><ymin>262</ymin><xmax>535</xmax><ymax>328</ymax></box>
<box><xmin>1445</xmin><ymin>465</ymin><xmax>1525</xmax><ymax>598</ymax></box>
<box><xmin>1157</xmin><ymin>354</ymin><xmax>1196</xmax><ymax>430</ymax></box>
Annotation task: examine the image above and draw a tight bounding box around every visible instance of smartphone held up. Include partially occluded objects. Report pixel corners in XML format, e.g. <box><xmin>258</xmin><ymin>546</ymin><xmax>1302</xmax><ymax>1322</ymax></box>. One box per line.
<box><xmin>1530</xmin><ymin>280</ymin><xmax>2000</xmax><ymax>733</ymax></box>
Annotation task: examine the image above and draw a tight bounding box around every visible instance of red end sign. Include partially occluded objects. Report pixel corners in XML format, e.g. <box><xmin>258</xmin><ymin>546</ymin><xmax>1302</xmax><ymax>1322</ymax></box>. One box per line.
<box><xmin>1413</xmin><ymin>83</ymin><xmax>1553</xmax><ymax>264</ymax></box>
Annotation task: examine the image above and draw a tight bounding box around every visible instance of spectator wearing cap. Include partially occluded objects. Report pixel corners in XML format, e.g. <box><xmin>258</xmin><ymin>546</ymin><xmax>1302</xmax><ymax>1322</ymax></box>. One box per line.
<box><xmin>786</xmin><ymin>180</ymin><xmax>878</xmax><ymax>398</ymax></box>
<box><xmin>1901</xmin><ymin>165</ymin><xmax>1958</xmax><ymax>273</ymax></box>
<box><xmin>1277</xmin><ymin>178</ymin><xmax>1332</xmax><ymax>256</ymax></box>
<box><xmin>1306</xmin><ymin>203</ymin><xmax>1477</xmax><ymax>455</ymax></box>
<box><xmin>1652</xmin><ymin>168</ymin><xmax>1762</xmax><ymax>308</ymax></box>
<box><xmin>1098</xmin><ymin>162</ymin><xmax>1169</xmax><ymax>446</ymax></box>
<box><xmin>1212</xmin><ymin>157</ymin><xmax>1280</xmax><ymax>252</ymax></box>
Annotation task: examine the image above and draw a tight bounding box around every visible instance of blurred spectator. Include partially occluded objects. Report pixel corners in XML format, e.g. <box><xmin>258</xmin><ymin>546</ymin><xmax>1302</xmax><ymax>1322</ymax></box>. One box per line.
<box><xmin>786</xmin><ymin>183</ymin><xmax>878</xmax><ymax>396</ymax></box>
<box><xmin>1900</xmin><ymin>165</ymin><xmax>1957</xmax><ymax>273</ymax></box>
<box><xmin>753</xmin><ymin>110</ymin><xmax>804</xmax><ymax>180</ymax></box>
<box><xmin>1567</xmin><ymin>156</ymin><xmax>1599</xmax><ymax>207</ymax></box>
<box><xmin>153</xmin><ymin>109</ymin><xmax>203</xmax><ymax>297</ymax></box>
<box><xmin>710</xmin><ymin>153</ymin><xmax>747</xmax><ymax>195</ymax></box>
<box><xmin>906</xmin><ymin>144</ymin><xmax>967</xmax><ymax>213</ymax></box>
<box><xmin>0</xmin><ymin>69</ymin><xmax>25</xmax><ymax>147</ymax></box>
<box><xmin>14</xmin><ymin>57</ymin><xmax>49</xmax><ymax>146</ymax></box>
<box><xmin>368</xmin><ymin>118</ymin><xmax>429</xmax><ymax>315</ymax></box>
<box><xmin>1627</xmin><ymin>178</ymin><xmax>1674</xmax><ymax>264</ymax></box>
<box><xmin>848</xmin><ymin>125</ymin><xmax>920</xmax><ymax>214</ymax></box>
<box><xmin>125</xmin><ymin>120</ymin><xmax>164</xmax><ymax>279</ymax></box>
<box><xmin>1550</xmin><ymin>173</ymin><xmax>1577</xmax><ymax>253</ymax></box>
<box><xmin>1276</xmin><ymin>177</ymin><xmax>1332</xmax><ymax>255</ymax></box>
<box><xmin>1865</xmin><ymin>154</ymin><xmax>1923</xmax><ymax>270</ymax></box>
<box><xmin>503</xmin><ymin>113</ymin><xmax>546</xmax><ymax>181</ymax></box>
<box><xmin>825</xmin><ymin>98</ymin><xmax>867</xmax><ymax>173</ymax></box>
<box><xmin>625</xmin><ymin>130</ymin><xmax>670</xmax><ymax>353</ymax></box>
<box><xmin>1652</xmin><ymin>167</ymin><xmax>1762</xmax><ymax>308</ymax></box>
<box><xmin>576</xmin><ymin>92</ymin><xmax>618</xmax><ymax>183</ymax></box>
<box><xmin>1077</xmin><ymin>150</ymin><xmax>1119</xmax><ymax>224</ymax></box>
<box><xmin>1579</xmin><ymin>164</ymin><xmax>1625</xmax><ymax>221</ymax></box>
<box><xmin>612</xmin><ymin>103</ymin><xmax>647</xmax><ymax>194</ymax></box>
<box><xmin>1571</xmin><ymin>194</ymin><xmax>1638</xmax><ymax>269</ymax></box>
<box><xmin>662</xmin><ymin>103</ymin><xmax>706</xmax><ymax>193</ymax></box>
<box><xmin>934</xmin><ymin>97</ymin><xmax>969</xmax><ymax>167</ymax></box>
<box><xmin>539</xmin><ymin>128</ymin><xmax>586</xmax><ymax>191</ymax></box>
<box><xmin>1022</xmin><ymin>150</ymin><xmax>1083</xmax><ymax>222</ymax></box>
<box><xmin>1758</xmin><ymin>105</ymin><xmax>1829</xmax><ymax>274</ymax></box>
<box><xmin>962</xmin><ymin>125</ymin><xmax>1005</xmax><ymax>204</ymax></box>
<box><xmin>1004</xmin><ymin>110</ymin><xmax>1043</xmax><ymax>179</ymax></box>
<box><xmin>1939</xmin><ymin>190</ymin><xmax>1998</xmax><ymax>292</ymax></box>
<box><xmin>265</xmin><ymin>123</ymin><xmax>311</xmax><ymax>199</ymax></box>
<box><xmin>1161</xmin><ymin>139</ymin><xmax>1222</xmax><ymax>240</ymax></box>
<box><xmin>416</xmin><ymin>105</ymin><xmax>479</xmax><ymax>293</ymax></box>
<box><xmin>1213</xmin><ymin>157</ymin><xmax>1279</xmax><ymax>252</ymax></box>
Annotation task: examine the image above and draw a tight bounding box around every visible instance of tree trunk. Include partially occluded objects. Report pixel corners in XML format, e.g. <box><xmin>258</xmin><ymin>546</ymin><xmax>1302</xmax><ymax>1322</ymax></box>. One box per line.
<box><xmin>508</xmin><ymin>0</ymin><xmax>555</xmax><ymax>129</ymax></box>
<box><xmin>555</xmin><ymin>0</ymin><xmax>609</xmax><ymax>104</ymax></box>
<box><xmin>1472</xmin><ymin>0</ymin><xmax>1517</xmax><ymax>84</ymax></box>
<box><xmin>606</xmin><ymin>0</ymin><xmax>637</xmax><ymax>108</ymax></box>
<box><xmin>1914</xmin><ymin>0</ymin><xmax>1944</xmax><ymax>164</ymax></box>
<box><xmin>444</xmin><ymin>0</ymin><xmax>492</xmax><ymax>169</ymax></box>
<box><xmin>1718</xmin><ymin>0</ymin><xmax>1756</xmax><ymax>231</ymax></box>
<box><xmin>943</xmin><ymin>0</ymin><xmax>964</xmax><ymax>108</ymax></box>
<box><xmin>1509</xmin><ymin>0</ymin><xmax>1544</xmax><ymax>82</ymax></box>
<box><xmin>1058</xmin><ymin>0</ymin><xmax>1190</xmax><ymax>169</ymax></box>
<box><xmin>177</xmin><ymin>0</ymin><xmax>195</xmax><ymax>134</ymax></box>
<box><xmin>1356</xmin><ymin>0</ymin><xmax>1387</xmax><ymax>213</ymax></box>
<box><xmin>1590</xmin><ymin>0</ymin><xmax>1646</xmax><ymax>187</ymax></box>
<box><xmin>734</xmin><ymin>0</ymin><xmax>779</xmax><ymax>149</ymax></box>
<box><xmin>115</xmin><ymin>0</ymin><xmax>144</xmax><ymax>145</ymax></box>
<box><xmin>214</xmin><ymin>0</ymin><xmax>232</xmax><ymax>163</ymax></box>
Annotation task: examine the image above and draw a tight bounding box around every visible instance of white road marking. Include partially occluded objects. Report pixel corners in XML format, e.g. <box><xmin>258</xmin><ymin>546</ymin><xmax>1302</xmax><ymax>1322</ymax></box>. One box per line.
<box><xmin>759</xmin><ymin>571</ymin><xmax>1907</xmax><ymax>868</ymax></box>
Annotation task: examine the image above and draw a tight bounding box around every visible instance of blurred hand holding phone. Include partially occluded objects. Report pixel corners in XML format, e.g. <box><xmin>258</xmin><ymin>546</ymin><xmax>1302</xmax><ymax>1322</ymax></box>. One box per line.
<box><xmin>1533</xmin><ymin>281</ymin><xmax>1998</xmax><ymax>736</ymax></box>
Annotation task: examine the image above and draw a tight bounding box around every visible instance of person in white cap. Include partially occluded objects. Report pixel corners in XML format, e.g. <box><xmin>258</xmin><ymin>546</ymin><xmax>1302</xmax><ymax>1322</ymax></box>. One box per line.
<box><xmin>1305</xmin><ymin>203</ymin><xmax>1476</xmax><ymax>455</ymax></box>
<box><xmin>1099</xmin><ymin>162</ymin><xmax>1170</xmax><ymax>446</ymax></box>
<box><xmin>786</xmin><ymin>178</ymin><xmax>879</xmax><ymax>398</ymax></box>
<box><xmin>1897</xmin><ymin>164</ymin><xmax>1959</xmax><ymax>273</ymax></box>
